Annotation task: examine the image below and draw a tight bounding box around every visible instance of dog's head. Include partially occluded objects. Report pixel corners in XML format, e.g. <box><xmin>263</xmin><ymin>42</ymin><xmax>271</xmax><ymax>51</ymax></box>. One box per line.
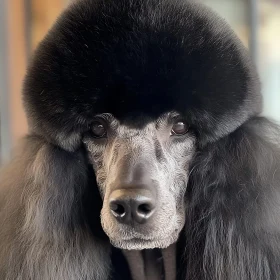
<box><xmin>23</xmin><ymin>0</ymin><xmax>261</xmax><ymax>249</ymax></box>
<box><xmin>82</xmin><ymin>112</ymin><xmax>195</xmax><ymax>249</ymax></box>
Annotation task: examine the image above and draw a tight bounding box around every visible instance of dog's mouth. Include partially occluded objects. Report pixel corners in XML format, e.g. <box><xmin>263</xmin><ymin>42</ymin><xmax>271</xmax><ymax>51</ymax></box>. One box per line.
<box><xmin>109</xmin><ymin>233</ymin><xmax>179</xmax><ymax>250</ymax></box>
<box><xmin>101</xmin><ymin>206</ymin><xmax>185</xmax><ymax>250</ymax></box>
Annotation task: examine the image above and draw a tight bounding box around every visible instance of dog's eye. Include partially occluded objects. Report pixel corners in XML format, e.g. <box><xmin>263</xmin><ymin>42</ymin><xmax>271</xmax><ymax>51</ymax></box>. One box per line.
<box><xmin>91</xmin><ymin>121</ymin><xmax>107</xmax><ymax>138</ymax></box>
<box><xmin>171</xmin><ymin>121</ymin><xmax>189</xmax><ymax>136</ymax></box>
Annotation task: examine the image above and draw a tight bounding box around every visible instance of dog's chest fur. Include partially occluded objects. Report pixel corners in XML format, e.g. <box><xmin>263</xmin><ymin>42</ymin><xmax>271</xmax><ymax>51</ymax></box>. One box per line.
<box><xmin>111</xmin><ymin>243</ymin><xmax>177</xmax><ymax>280</ymax></box>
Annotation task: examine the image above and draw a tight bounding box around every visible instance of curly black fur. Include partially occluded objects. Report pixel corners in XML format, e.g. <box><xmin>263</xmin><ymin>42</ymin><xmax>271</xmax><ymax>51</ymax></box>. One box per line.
<box><xmin>1</xmin><ymin>0</ymin><xmax>280</xmax><ymax>279</ymax></box>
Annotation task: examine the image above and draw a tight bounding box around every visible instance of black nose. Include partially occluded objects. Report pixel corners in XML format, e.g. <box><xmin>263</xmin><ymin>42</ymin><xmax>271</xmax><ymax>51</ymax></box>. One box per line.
<box><xmin>109</xmin><ymin>189</ymin><xmax>156</xmax><ymax>224</ymax></box>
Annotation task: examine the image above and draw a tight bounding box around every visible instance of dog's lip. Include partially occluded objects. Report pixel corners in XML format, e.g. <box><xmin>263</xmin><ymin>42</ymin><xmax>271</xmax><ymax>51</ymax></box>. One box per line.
<box><xmin>110</xmin><ymin>235</ymin><xmax>178</xmax><ymax>250</ymax></box>
<box><xmin>121</xmin><ymin>236</ymin><xmax>154</xmax><ymax>242</ymax></box>
<box><xmin>109</xmin><ymin>226</ymin><xmax>182</xmax><ymax>242</ymax></box>
<box><xmin>114</xmin><ymin>233</ymin><xmax>177</xmax><ymax>243</ymax></box>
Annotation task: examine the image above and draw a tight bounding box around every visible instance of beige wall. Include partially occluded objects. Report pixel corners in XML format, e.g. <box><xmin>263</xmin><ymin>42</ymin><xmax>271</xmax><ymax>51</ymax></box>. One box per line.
<box><xmin>31</xmin><ymin>0</ymin><xmax>68</xmax><ymax>50</ymax></box>
<box><xmin>7</xmin><ymin>0</ymin><xmax>28</xmax><ymax>145</ymax></box>
<box><xmin>6</xmin><ymin>0</ymin><xmax>68</xmax><ymax>146</ymax></box>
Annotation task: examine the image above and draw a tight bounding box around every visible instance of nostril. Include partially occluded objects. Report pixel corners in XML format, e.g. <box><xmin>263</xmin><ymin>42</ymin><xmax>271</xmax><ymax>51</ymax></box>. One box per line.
<box><xmin>138</xmin><ymin>203</ymin><xmax>152</xmax><ymax>215</ymax></box>
<box><xmin>134</xmin><ymin>201</ymin><xmax>155</xmax><ymax>224</ymax></box>
<box><xmin>110</xmin><ymin>202</ymin><xmax>126</xmax><ymax>217</ymax></box>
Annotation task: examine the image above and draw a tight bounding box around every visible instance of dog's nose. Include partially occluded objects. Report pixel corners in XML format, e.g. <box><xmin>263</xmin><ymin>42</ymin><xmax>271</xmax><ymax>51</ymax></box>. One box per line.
<box><xmin>109</xmin><ymin>189</ymin><xmax>156</xmax><ymax>224</ymax></box>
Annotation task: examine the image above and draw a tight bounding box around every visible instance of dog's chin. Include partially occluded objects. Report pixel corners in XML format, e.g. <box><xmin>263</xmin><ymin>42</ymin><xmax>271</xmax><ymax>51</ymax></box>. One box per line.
<box><xmin>109</xmin><ymin>234</ymin><xmax>179</xmax><ymax>250</ymax></box>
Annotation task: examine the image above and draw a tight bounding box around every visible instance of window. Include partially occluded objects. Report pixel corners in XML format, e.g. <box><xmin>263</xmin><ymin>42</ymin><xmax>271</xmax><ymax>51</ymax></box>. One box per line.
<box><xmin>201</xmin><ymin>0</ymin><xmax>280</xmax><ymax>122</ymax></box>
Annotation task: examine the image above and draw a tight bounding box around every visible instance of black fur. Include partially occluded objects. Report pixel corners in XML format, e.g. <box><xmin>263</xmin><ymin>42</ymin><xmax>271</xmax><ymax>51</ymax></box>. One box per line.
<box><xmin>24</xmin><ymin>0</ymin><xmax>261</xmax><ymax>150</ymax></box>
<box><xmin>1</xmin><ymin>0</ymin><xmax>280</xmax><ymax>279</ymax></box>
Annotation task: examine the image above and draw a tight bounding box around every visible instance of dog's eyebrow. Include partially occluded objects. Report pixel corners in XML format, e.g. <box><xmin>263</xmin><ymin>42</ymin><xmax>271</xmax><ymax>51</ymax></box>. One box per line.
<box><xmin>157</xmin><ymin>111</ymin><xmax>183</xmax><ymax>127</ymax></box>
<box><xmin>168</xmin><ymin>111</ymin><xmax>181</xmax><ymax>120</ymax></box>
<box><xmin>96</xmin><ymin>113</ymin><xmax>115</xmax><ymax>121</ymax></box>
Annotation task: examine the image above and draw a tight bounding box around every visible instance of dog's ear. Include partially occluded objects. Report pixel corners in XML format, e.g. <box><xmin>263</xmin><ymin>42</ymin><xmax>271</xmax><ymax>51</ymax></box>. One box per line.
<box><xmin>184</xmin><ymin>117</ymin><xmax>280</xmax><ymax>279</ymax></box>
<box><xmin>0</xmin><ymin>135</ymin><xmax>111</xmax><ymax>279</ymax></box>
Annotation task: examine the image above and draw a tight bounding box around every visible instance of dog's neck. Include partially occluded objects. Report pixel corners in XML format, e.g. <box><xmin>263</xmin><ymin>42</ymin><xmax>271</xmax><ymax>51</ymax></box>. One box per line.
<box><xmin>122</xmin><ymin>243</ymin><xmax>177</xmax><ymax>280</ymax></box>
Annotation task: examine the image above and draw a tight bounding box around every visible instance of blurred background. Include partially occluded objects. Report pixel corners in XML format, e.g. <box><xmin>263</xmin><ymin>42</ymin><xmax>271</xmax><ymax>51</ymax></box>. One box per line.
<box><xmin>0</xmin><ymin>0</ymin><xmax>279</xmax><ymax>163</ymax></box>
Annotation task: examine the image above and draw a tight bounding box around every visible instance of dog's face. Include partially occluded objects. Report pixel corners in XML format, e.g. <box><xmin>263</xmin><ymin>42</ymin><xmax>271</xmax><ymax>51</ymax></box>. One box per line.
<box><xmin>83</xmin><ymin>112</ymin><xmax>195</xmax><ymax>249</ymax></box>
<box><xmin>23</xmin><ymin>0</ymin><xmax>261</xmax><ymax>251</ymax></box>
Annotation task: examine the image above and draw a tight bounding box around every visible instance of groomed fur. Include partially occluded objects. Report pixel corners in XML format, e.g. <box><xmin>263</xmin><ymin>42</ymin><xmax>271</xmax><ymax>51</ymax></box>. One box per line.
<box><xmin>0</xmin><ymin>136</ymin><xmax>110</xmax><ymax>279</ymax></box>
<box><xmin>183</xmin><ymin>117</ymin><xmax>280</xmax><ymax>280</ymax></box>
<box><xmin>1</xmin><ymin>0</ymin><xmax>280</xmax><ymax>279</ymax></box>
